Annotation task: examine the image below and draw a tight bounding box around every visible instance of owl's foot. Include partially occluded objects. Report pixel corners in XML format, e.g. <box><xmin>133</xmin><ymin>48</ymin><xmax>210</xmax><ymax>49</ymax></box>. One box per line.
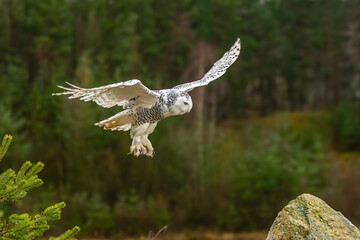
<box><xmin>141</xmin><ymin>137</ymin><xmax>155</xmax><ymax>157</ymax></box>
<box><xmin>145</xmin><ymin>147</ymin><xmax>155</xmax><ymax>157</ymax></box>
<box><xmin>129</xmin><ymin>143</ymin><xmax>147</xmax><ymax>157</ymax></box>
<box><xmin>129</xmin><ymin>136</ymin><xmax>155</xmax><ymax>157</ymax></box>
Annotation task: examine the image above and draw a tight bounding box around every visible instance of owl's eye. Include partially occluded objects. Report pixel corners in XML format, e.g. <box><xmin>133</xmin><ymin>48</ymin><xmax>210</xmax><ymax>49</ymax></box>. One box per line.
<box><xmin>183</xmin><ymin>102</ymin><xmax>189</xmax><ymax>105</ymax></box>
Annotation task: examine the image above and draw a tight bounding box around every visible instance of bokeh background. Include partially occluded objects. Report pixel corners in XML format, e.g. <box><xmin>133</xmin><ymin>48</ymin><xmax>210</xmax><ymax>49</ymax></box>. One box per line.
<box><xmin>0</xmin><ymin>0</ymin><xmax>360</xmax><ymax>238</ymax></box>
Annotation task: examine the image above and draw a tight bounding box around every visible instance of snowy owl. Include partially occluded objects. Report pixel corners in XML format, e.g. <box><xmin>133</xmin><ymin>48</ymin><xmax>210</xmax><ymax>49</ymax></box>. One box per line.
<box><xmin>53</xmin><ymin>38</ymin><xmax>241</xmax><ymax>157</ymax></box>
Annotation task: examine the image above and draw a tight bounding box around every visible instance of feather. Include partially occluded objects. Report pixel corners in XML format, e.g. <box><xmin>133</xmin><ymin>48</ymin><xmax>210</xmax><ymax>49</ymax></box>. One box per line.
<box><xmin>53</xmin><ymin>79</ymin><xmax>160</xmax><ymax>108</ymax></box>
<box><xmin>172</xmin><ymin>38</ymin><xmax>241</xmax><ymax>92</ymax></box>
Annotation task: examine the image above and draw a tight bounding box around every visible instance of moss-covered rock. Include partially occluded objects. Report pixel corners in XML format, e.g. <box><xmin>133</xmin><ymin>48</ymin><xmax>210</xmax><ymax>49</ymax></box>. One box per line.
<box><xmin>266</xmin><ymin>193</ymin><xmax>360</xmax><ymax>240</ymax></box>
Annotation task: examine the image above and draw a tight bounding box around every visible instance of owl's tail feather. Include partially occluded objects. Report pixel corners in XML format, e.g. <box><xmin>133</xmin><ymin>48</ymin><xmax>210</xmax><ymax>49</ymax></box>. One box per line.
<box><xmin>95</xmin><ymin>111</ymin><xmax>132</xmax><ymax>131</ymax></box>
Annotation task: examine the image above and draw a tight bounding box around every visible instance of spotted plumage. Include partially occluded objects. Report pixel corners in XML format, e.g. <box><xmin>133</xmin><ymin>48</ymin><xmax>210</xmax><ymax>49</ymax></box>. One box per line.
<box><xmin>132</xmin><ymin>101</ymin><xmax>164</xmax><ymax>126</ymax></box>
<box><xmin>53</xmin><ymin>38</ymin><xmax>241</xmax><ymax>157</ymax></box>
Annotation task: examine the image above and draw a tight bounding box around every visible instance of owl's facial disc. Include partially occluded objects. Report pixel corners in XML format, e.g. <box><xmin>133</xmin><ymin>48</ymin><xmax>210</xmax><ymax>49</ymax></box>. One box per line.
<box><xmin>179</xmin><ymin>97</ymin><xmax>193</xmax><ymax>113</ymax></box>
<box><xmin>169</xmin><ymin>93</ymin><xmax>193</xmax><ymax>116</ymax></box>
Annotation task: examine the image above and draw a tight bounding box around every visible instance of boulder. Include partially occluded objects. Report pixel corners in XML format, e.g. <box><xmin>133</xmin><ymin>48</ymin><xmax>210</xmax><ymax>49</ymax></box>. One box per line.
<box><xmin>266</xmin><ymin>193</ymin><xmax>360</xmax><ymax>240</ymax></box>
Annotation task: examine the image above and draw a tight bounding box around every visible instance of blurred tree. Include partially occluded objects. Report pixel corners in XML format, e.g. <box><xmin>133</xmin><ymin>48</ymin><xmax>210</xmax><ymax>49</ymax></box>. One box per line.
<box><xmin>0</xmin><ymin>0</ymin><xmax>359</xmax><ymax>235</ymax></box>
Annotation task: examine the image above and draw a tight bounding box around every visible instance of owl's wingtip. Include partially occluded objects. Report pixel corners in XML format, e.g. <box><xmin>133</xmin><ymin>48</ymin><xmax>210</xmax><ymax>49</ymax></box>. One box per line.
<box><xmin>236</xmin><ymin>37</ymin><xmax>241</xmax><ymax>45</ymax></box>
<box><xmin>234</xmin><ymin>37</ymin><xmax>241</xmax><ymax>55</ymax></box>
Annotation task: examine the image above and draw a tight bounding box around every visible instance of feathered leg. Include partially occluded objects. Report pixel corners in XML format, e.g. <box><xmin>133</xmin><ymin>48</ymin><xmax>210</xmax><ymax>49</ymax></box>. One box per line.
<box><xmin>130</xmin><ymin>136</ymin><xmax>147</xmax><ymax>157</ymax></box>
<box><xmin>141</xmin><ymin>122</ymin><xmax>157</xmax><ymax>157</ymax></box>
<box><xmin>129</xmin><ymin>122</ymin><xmax>158</xmax><ymax>157</ymax></box>
<box><xmin>141</xmin><ymin>137</ymin><xmax>155</xmax><ymax>157</ymax></box>
<box><xmin>129</xmin><ymin>123</ymin><xmax>149</xmax><ymax>157</ymax></box>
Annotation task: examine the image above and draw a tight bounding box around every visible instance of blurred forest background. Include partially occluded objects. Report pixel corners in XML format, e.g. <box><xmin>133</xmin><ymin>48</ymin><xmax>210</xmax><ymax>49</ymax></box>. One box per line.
<box><xmin>0</xmin><ymin>0</ymin><xmax>360</xmax><ymax>238</ymax></box>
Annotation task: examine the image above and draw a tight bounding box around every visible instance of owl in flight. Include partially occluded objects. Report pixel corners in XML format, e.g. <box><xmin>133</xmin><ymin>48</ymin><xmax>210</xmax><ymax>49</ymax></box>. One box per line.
<box><xmin>53</xmin><ymin>38</ymin><xmax>241</xmax><ymax>157</ymax></box>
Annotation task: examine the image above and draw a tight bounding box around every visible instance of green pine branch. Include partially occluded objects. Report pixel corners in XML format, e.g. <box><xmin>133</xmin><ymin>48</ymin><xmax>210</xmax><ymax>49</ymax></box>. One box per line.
<box><xmin>49</xmin><ymin>226</ymin><xmax>80</xmax><ymax>240</ymax></box>
<box><xmin>0</xmin><ymin>161</ymin><xmax>44</xmax><ymax>202</ymax></box>
<box><xmin>0</xmin><ymin>135</ymin><xmax>12</xmax><ymax>161</ymax></box>
<box><xmin>0</xmin><ymin>202</ymin><xmax>69</xmax><ymax>239</ymax></box>
<box><xmin>0</xmin><ymin>135</ymin><xmax>80</xmax><ymax>240</ymax></box>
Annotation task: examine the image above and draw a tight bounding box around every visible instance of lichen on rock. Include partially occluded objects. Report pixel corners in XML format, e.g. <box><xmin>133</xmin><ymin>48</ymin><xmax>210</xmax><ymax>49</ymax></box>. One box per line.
<box><xmin>266</xmin><ymin>193</ymin><xmax>360</xmax><ymax>240</ymax></box>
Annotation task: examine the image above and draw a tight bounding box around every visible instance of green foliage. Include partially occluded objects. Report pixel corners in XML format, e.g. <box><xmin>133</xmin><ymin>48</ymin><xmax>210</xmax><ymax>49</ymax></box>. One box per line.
<box><xmin>0</xmin><ymin>161</ymin><xmax>43</xmax><ymax>202</ymax></box>
<box><xmin>0</xmin><ymin>135</ymin><xmax>12</xmax><ymax>161</ymax></box>
<box><xmin>69</xmin><ymin>193</ymin><xmax>115</xmax><ymax>236</ymax></box>
<box><xmin>49</xmin><ymin>226</ymin><xmax>81</xmax><ymax>240</ymax></box>
<box><xmin>333</xmin><ymin>102</ymin><xmax>360</xmax><ymax>151</ymax></box>
<box><xmin>0</xmin><ymin>135</ymin><xmax>80</xmax><ymax>239</ymax></box>
<box><xmin>219</xmin><ymin>117</ymin><xmax>327</xmax><ymax>230</ymax></box>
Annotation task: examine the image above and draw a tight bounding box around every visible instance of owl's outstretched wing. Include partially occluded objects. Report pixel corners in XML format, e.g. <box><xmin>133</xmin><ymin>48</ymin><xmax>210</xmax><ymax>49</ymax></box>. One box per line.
<box><xmin>172</xmin><ymin>38</ymin><xmax>241</xmax><ymax>92</ymax></box>
<box><xmin>52</xmin><ymin>79</ymin><xmax>160</xmax><ymax>108</ymax></box>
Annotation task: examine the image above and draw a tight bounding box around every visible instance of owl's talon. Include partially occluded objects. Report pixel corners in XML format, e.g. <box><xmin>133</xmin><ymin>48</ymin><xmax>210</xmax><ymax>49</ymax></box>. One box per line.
<box><xmin>129</xmin><ymin>142</ymin><xmax>154</xmax><ymax>157</ymax></box>
<box><xmin>129</xmin><ymin>143</ymin><xmax>145</xmax><ymax>157</ymax></box>
<box><xmin>139</xmin><ymin>145</ymin><xmax>147</xmax><ymax>155</ymax></box>
<box><xmin>134</xmin><ymin>148</ymin><xmax>140</xmax><ymax>157</ymax></box>
<box><xmin>142</xmin><ymin>146</ymin><xmax>154</xmax><ymax>157</ymax></box>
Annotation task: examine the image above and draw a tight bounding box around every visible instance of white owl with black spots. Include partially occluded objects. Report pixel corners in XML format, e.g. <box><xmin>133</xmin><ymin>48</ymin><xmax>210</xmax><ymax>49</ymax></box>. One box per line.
<box><xmin>53</xmin><ymin>38</ymin><xmax>241</xmax><ymax>157</ymax></box>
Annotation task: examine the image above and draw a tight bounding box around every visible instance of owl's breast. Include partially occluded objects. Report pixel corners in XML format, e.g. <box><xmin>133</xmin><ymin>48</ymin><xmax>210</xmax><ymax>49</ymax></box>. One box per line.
<box><xmin>131</xmin><ymin>100</ymin><xmax>165</xmax><ymax>126</ymax></box>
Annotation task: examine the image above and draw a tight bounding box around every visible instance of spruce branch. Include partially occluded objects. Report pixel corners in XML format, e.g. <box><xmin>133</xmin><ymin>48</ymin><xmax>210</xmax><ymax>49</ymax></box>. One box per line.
<box><xmin>25</xmin><ymin>162</ymin><xmax>44</xmax><ymax>178</ymax></box>
<box><xmin>42</xmin><ymin>202</ymin><xmax>66</xmax><ymax>221</ymax></box>
<box><xmin>1</xmin><ymin>203</ymin><xmax>75</xmax><ymax>239</ymax></box>
<box><xmin>0</xmin><ymin>135</ymin><xmax>12</xmax><ymax>161</ymax></box>
<box><xmin>0</xmin><ymin>169</ymin><xmax>16</xmax><ymax>191</ymax></box>
<box><xmin>3</xmin><ymin>213</ymin><xmax>50</xmax><ymax>239</ymax></box>
<box><xmin>0</xmin><ymin>135</ymin><xmax>80</xmax><ymax>239</ymax></box>
<box><xmin>49</xmin><ymin>226</ymin><xmax>81</xmax><ymax>240</ymax></box>
<box><xmin>3</xmin><ymin>213</ymin><xmax>49</xmax><ymax>239</ymax></box>
<box><xmin>0</xmin><ymin>161</ymin><xmax>44</xmax><ymax>202</ymax></box>
<box><xmin>15</xmin><ymin>161</ymin><xmax>32</xmax><ymax>183</ymax></box>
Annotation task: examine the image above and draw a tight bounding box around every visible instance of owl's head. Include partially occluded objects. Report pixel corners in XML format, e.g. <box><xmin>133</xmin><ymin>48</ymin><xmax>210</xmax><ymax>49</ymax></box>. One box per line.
<box><xmin>167</xmin><ymin>91</ymin><xmax>193</xmax><ymax>116</ymax></box>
